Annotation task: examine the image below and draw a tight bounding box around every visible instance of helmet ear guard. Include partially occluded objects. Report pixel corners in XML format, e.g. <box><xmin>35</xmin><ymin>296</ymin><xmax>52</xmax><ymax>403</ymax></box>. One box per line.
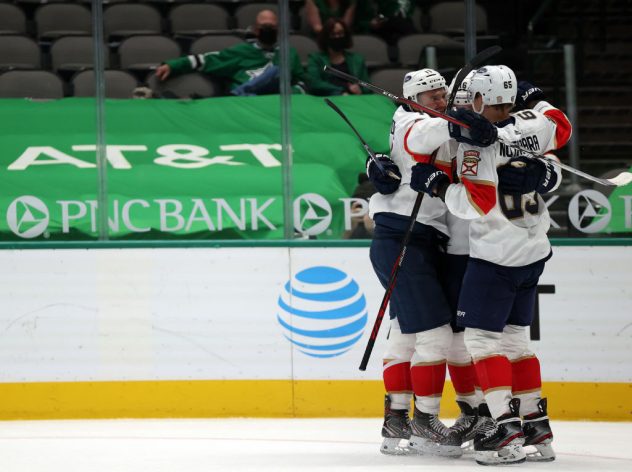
<box><xmin>467</xmin><ymin>65</ymin><xmax>517</xmax><ymax>113</ymax></box>
<box><xmin>402</xmin><ymin>68</ymin><xmax>447</xmax><ymax>102</ymax></box>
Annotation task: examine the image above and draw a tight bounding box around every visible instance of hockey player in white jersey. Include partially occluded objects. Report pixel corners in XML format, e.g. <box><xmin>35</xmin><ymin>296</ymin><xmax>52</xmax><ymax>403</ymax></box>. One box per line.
<box><xmin>408</xmin><ymin>65</ymin><xmax>572</xmax><ymax>465</ymax></box>
<box><xmin>367</xmin><ymin>68</ymin><xmax>497</xmax><ymax>457</ymax></box>
<box><xmin>436</xmin><ymin>74</ymin><xmax>489</xmax><ymax>448</ymax></box>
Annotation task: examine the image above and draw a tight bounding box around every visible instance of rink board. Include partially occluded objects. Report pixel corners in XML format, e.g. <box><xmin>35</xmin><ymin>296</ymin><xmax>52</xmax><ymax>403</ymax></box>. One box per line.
<box><xmin>0</xmin><ymin>246</ymin><xmax>630</xmax><ymax>420</ymax></box>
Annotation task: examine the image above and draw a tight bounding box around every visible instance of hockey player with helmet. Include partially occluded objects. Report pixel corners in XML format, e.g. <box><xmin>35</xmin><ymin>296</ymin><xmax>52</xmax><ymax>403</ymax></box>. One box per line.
<box><xmin>436</xmin><ymin>72</ymin><xmax>490</xmax><ymax>450</ymax></box>
<box><xmin>368</xmin><ymin>68</ymin><xmax>496</xmax><ymax>457</ymax></box>
<box><xmin>409</xmin><ymin>65</ymin><xmax>571</xmax><ymax>465</ymax></box>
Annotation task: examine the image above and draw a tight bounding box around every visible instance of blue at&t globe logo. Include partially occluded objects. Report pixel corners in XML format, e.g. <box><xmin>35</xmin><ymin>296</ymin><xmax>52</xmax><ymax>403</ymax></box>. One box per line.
<box><xmin>277</xmin><ymin>266</ymin><xmax>368</xmax><ymax>358</ymax></box>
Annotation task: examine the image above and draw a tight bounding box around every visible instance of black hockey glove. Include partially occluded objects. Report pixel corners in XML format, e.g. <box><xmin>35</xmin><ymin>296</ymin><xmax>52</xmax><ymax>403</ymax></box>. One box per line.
<box><xmin>366</xmin><ymin>154</ymin><xmax>401</xmax><ymax>195</ymax></box>
<box><xmin>410</xmin><ymin>163</ymin><xmax>450</xmax><ymax>198</ymax></box>
<box><xmin>448</xmin><ymin>109</ymin><xmax>498</xmax><ymax>147</ymax></box>
<box><xmin>497</xmin><ymin>156</ymin><xmax>558</xmax><ymax>195</ymax></box>
<box><xmin>514</xmin><ymin>81</ymin><xmax>546</xmax><ymax>111</ymax></box>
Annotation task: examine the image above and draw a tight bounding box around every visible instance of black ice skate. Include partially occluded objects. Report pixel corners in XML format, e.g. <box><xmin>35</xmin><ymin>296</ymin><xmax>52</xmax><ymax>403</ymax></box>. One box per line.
<box><xmin>474</xmin><ymin>398</ymin><xmax>526</xmax><ymax>466</ymax></box>
<box><xmin>449</xmin><ymin>401</ymin><xmax>488</xmax><ymax>453</ymax></box>
<box><xmin>380</xmin><ymin>395</ymin><xmax>412</xmax><ymax>455</ymax></box>
<box><xmin>523</xmin><ymin>398</ymin><xmax>555</xmax><ymax>462</ymax></box>
<box><xmin>408</xmin><ymin>405</ymin><xmax>463</xmax><ymax>457</ymax></box>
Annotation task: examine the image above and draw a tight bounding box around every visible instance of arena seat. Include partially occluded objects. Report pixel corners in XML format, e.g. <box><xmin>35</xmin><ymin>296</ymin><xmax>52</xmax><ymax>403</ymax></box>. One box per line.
<box><xmin>35</xmin><ymin>4</ymin><xmax>92</xmax><ymax>40</ymax></box>
<box><xmin>369</xmin><ymin>68</ymin><xmax>409</xmax><ymax>95</ymax></box>
<box><xmin>0</xmin><ymin>3</ymin><xmax>27</xmax><ymax>36</ymax></box>
<box><xmin>104</xmin><ymin>3</ymin><xmax>162</xmax><ymax>40</ymax></box>
<box><xmin>146</xmin><ymin>72</ymin><xmax>220</xmax><ymax>99</ymax></box>
<box><xmin>0</xmin><ymin>70</ymin><xmax>64</xmax><ymax>98</ymax></box>
<box><xmin>397</xmin><ymin>34</ymin><xmax>461</xmax><ymax>68</ymax></box>
<box><xmin>0</xmin><ymin>36</ymin><xmax>41</xmax><ymax>70</ymax></box>
<box><xmin>71</xmin><ymin>69</ymin><xmax>139</xmax><ymax>98</ymax></box>
<box><xmin>289</xmin><ymin>34</ymin><xmax>319</xmax><ymax>66</ymax></box>
<box><xmin>51</xmin><ymin>36</ymin><xmax>110</xmax><ymax>73</ymax></box>
<box><xmin>169</xmin><ymin>4</ymin><xmax>231</xmax><ymax>36</ymax></box>
<box><xmin>118</xmin><ymin>35</ymin><xmax>181</xmax><ymax>71</ymax></box>
<box><xmin>350</xmin><ymin>35</ymin><xmax>390</xmax><ymax>69</ymax></box>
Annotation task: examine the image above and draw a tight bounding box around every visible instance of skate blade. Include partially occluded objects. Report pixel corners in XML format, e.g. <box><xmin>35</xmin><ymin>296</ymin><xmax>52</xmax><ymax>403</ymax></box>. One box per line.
<box><xmin>408</xmin><ymin>436</ymin><xmax>463</xmax><ymax>458</ymax></box>
<box><xmin>475</xmin><ymin>444</ymin><xmax>526</xmax><ymax>466</ymax></box>
<box><xmin>525</xmin><ymin>443</ymin><xmax>556</xmax><ymax>462</ymax></box>
<box><xmin>380</xmin><ymin>437</ymin><xmax>413</xmax><ymax>455</ymax></box>
<box><xmin>461</xmin><ymin>440</ymin><xmax>475</xmax><ymax>454</ymax></box>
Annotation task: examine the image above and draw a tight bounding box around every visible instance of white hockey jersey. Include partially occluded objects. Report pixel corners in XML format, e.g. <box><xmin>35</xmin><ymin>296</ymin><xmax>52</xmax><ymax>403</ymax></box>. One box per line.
<box><xmin>369</xmin><ymin>106</ymin><xmax>452</xmax><ymax>235</ymax></box>
<box><xmin>443</xmin><ymin>101</ymin><xmax>572</xmax><ymax>266</ymax></box>
<box><xmin>433</xmin><ymin>140</ymin><xmax>471</xmax><ymax>255</ymax></box>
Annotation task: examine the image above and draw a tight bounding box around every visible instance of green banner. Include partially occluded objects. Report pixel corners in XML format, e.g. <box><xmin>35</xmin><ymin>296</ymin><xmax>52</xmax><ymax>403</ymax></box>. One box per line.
<box><xmin>0</xmin><ymin>95</ymin><xmax>395</xmax><ymax>241</ymax></box>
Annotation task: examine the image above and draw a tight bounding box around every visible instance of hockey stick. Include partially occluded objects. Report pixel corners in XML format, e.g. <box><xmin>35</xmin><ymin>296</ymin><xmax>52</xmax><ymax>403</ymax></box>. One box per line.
<box><xmin>500</xmin><ymin>142</ymin><xmax>632</xmax><ymax>187</ymax></box>
<box><xmin>357</xmin><ymin>46</ymin><xmax>503</xmax><ymax>371</ymax></box>
<box><xmin>324</xmin><ymin>98</ymin><xmax>400</xmax><ymax>180</ymax></box>
<box><xmin>324</xmin><ymin>66</ymin><xmax>469</xmax><ymax>128</ymax></box>
<box><xmin>325</xmin><ymin>62</ymin><xmax>632</xmax><ymax>188</ymax></box>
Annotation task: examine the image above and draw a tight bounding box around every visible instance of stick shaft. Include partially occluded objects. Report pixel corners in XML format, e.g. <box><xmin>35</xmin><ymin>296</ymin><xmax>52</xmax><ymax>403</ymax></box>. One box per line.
<box><xmin>324</xmin><ymin>98</ymin><xmax>400</xmax><ymax>180</ymax></box>
<box><xmin>359</xmin><ymin>192</ymin><xmax>424</xmax><ymax>371</ymax></box>
<box><xmin>324</xmin><ymin>66</ymin><xmax>470</xmax><ymax>128</ymax></box>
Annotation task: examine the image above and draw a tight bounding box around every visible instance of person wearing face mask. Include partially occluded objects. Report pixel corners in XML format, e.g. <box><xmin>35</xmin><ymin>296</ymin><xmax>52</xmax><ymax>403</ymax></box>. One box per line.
<box><xmin>155</xmin><ymin>9</ymin><xmax>306</xmax><ymax>96</ymax></box>
<box><xmin>305</xmin><ymin>18</ymin><xmax>370</xmax><ymax>96</ymax></box>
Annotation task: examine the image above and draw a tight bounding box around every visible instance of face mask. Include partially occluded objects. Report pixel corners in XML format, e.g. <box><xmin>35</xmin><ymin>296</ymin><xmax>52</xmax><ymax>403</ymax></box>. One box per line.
<box><xmin>327</xmin><ymin>36</ymin><xmax>347</xmax><ymax>52</ymax></box>
<box><xmin>257</xmin><ymin>25</ymin><xmax>278</xmax><ymax>45</ymax></box>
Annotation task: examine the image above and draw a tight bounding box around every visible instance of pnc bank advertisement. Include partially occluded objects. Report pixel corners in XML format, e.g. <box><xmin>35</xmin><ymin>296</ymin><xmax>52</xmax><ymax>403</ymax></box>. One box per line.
<box><xmin>1</xmin><ymin>95</ymin><xmax>630</xmax><ymax>240</ymax></box>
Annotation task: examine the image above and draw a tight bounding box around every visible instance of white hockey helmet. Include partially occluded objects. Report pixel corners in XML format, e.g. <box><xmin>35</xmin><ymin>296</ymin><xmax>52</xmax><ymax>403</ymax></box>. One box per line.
<box><xmin>447</xmin><ymin>70</ymin><xmax>476</xmax><ymax>107</ymax></box>
<box><xmin>467</xmin><ymin>65</ymin><xmax>517</xmax><ymax>111</ymax></box>
<box><xmin>402</xmin><ymin>68</ymin><xmax>446</xmax><ymax>102</ymax></box>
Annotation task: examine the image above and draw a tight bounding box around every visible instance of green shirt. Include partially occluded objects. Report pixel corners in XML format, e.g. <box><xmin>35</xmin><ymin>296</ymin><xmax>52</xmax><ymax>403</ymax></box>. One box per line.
<box><xmin>165</xmin><ymin>40</ymin><xmax>305</xmax><ymax>92</ymax></box>
<box><xmin>306</xmin><ymin>51</ymin><xmax>370</xmax><ymax>96</ymax></box>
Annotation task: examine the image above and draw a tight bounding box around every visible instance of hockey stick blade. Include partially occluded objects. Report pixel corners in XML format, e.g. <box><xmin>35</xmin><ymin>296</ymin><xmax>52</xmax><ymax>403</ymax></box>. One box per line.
<box><xmin>324</xmin><ymin>98</ymin><xmax>400</xmax><ymax>180</ymax></box>
<box><xmin>607</xmin><ymin>171</ymin><xmax>632</xmax><ymax>187</ymax></box>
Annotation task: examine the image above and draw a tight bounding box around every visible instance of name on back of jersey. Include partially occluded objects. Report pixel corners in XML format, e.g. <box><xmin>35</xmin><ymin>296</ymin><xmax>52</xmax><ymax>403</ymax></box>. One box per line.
<box><xmin>499</xmin><ymin>135</ymin><xmax>540</xmax><ymax>157</ymax></box>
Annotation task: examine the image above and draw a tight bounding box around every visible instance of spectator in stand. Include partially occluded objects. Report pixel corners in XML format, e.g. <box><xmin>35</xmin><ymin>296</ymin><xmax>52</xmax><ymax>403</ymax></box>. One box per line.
<box><xmin>369</xmin><ymin>0</ymin><xmax>417</xmax><ymax>45</ymax></box>
<box><xmin>155</xmin><ymin>9</ymin><xmax>306</xmax><ymax>96</ymax></box>
<box><xmin>304</xmin><ymin>0</ymin><xmax>357</xmax><ymax>35</ymax></box>
<box><xmin>306</xmin><ymin>18</ymin><xmax>370</xmax><ymax>96</ymax></box>
<box><xmin>343</xmin><ymin>173</ymin><xmax>378</xmax><ymax>239</ymax></box>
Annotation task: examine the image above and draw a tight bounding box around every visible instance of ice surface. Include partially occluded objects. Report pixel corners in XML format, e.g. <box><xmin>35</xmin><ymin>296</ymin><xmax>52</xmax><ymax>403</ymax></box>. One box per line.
<box><xmin>0</xmin><ymin>418</ymin><xmax>630</xmax><ymax>471</ymax></box>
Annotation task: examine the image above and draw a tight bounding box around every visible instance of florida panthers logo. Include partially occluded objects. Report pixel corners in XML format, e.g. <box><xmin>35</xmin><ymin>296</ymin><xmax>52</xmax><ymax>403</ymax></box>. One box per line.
<box><xmin>461</xmin><ymin>150</ymin><xmax>481</xmax><ymax>176</ymax></box>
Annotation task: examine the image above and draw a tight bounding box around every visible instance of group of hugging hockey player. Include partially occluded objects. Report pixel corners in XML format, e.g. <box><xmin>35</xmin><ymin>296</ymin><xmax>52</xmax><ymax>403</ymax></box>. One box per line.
<box><xmin>364</xmin><ymin>62</ymin><xmax>572</xmax><ymax>465</ymax></box>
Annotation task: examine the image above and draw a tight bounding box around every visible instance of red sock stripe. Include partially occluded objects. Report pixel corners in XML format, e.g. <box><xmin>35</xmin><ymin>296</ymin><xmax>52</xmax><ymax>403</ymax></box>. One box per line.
<box><xmin>511</xmin><ymin>356</ymin><xmax>542</xmax><ymax>393</ymax></box>
<box><xmin>411</xmin><ymin>362</ymin><xmax>446</xmax><ymax>397</ymax></box>
<box><xmin>474</xmin><ymin>355</ymin><xmax>512</xmax><ymax>392</ymax></box>
<box><xmin>383</xmin><ymin>361</ymin><xmax>412</xmax><ymax>392</ymax></box>
<box><xmin>448</xmin><ymin>363</ymin><xmax>477</xmax><ymax>395</ymax></box>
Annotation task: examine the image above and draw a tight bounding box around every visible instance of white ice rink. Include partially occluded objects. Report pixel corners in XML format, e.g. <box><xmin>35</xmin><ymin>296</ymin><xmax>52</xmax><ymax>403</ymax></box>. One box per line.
<box><xmin>0</xmin><ymin>418</ymin><xmax>630</xmax><ymax>472</ymax></box>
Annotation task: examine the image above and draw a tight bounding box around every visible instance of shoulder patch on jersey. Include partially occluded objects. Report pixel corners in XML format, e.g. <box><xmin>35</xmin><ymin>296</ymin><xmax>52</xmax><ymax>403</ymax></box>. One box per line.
<box><xmin>461</xmin><ymin>150</ymin><xmax>481</xmax><ymax>176</ymax></box>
